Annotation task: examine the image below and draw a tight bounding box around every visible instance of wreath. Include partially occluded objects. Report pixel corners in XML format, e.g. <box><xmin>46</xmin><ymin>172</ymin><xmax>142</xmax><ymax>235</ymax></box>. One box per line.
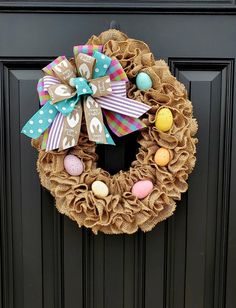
<box><xmin>21</xmin><ymin>29</ymin><xmax>198</xmax><ymax>234</ymax></box>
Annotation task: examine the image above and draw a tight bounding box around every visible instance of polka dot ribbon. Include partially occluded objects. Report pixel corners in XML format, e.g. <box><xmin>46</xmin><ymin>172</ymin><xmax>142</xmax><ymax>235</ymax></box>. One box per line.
<box><xmin>21</xmin><ymin>46</ymin><xmax>150</xmax><ymax>150</ymax></box>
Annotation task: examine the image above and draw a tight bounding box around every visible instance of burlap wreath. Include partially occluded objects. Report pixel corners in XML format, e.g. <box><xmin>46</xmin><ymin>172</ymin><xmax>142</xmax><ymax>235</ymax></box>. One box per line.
<box><xmin>32</xmin><ymin>29</ymin><xmax>198</xmax><ymax>234</ymax></box>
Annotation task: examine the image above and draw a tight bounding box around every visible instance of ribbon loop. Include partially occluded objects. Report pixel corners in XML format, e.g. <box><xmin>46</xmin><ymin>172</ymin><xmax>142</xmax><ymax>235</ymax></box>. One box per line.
<box><xmin>92</xmin><ymin>51</ymin><xmax>112</xmax><ymax>78</ymax></box>
<box><xmin>43</xmin><ymin>75</ymin><xmax>61</xmax><ymax>91</ymax></box>
<box><xmin>52</xmin><ymin>58</ymin><xmax>76</xmax><ymax>84</ymax></box>
<box><xmin>48</xmin><ymin>83</ymin><xmax>76</xmax><ymax>104</ymax></box>
<box><xmin>73</xmin><ymin>45</ymin><xmax>103</xmax><ymax>58</ymax></box>
<box><xmin>75</xmin><ymin>53</ymin><xmax>96</xmax><ymax>79</ymax></box>
<box><xmin>37</xmin><ymin>78</ymin><xmax>51</xmax><ymax>106</ymax></box>
<box><xmin>42</xmin><ymin>56</ymin><xmax>66</xmax><ymax>76</ymax></box>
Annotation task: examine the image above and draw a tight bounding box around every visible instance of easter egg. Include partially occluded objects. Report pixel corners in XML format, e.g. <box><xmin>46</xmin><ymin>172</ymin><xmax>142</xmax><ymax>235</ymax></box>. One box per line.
<box><xmin>136</xmin><ymin>72</ymin><xmax>152</xmax><ymax>91</ymax></box>
<box><xmin>131</xmin><ymin>180</ymin><xmax>153</xmax><ymax>199</ymax></box>
<box><xmin>64</xmin><ymin>155</ymin><xmax>84</xmax><ymax>176</ymax></box>
<box><xmin>154</xmin><ymin>148</ymin><xmax>170</xmax><ymax>166</ymax></box>
<box><xmin>155</xmin><ymin>108</ymin><xmax>173</xmax><ymax>132</ymax></box>
<box><xmin>92</xmin><ymin>180</ymin><xmax>109</xmax><ymax>198</ymax></box>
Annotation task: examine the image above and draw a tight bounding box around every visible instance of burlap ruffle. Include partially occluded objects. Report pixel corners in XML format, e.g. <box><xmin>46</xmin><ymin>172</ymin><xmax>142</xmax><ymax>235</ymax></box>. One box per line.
<box><xmin>33</xmin><ymin>30</ymin><xmax>198</xmax><ymax>234</ymax></box>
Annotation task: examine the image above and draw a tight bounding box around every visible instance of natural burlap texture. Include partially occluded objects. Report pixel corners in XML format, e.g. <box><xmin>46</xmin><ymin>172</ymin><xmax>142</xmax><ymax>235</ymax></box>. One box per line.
<box><xmin>32</xmin><ymin>30</ymin><xmax>198</xmax><ymax>234</ymax></box>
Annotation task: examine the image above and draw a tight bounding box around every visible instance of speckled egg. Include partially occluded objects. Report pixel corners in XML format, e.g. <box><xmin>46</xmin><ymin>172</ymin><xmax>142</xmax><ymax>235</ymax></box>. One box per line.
<box><xmin>136</xmin><ymin>72</ymin><xmax>153</xmax><ymax>91</ymax></box>
<box><xmin>131</xmin><ymin>180</ymin><xmax>153</xmax><ymax>199</ymax></box>
<box><xmin>154</xmin><ymin>148</ymin><xmax>170</xmax><ymax>166</ymax></box>
<box><xmin>92</xmin><ymin>180</ymin><xmax>109</xmax><ymax>198</ymax></box>
<box><xmin>64</xmin><ymin>155</ymin><xmax>84</xmax><ymax>176</ymax></box>
<box><xmin>155</xmin><ymin>108</ymin><xmax>173</xmax><ymax>132</ymax></box>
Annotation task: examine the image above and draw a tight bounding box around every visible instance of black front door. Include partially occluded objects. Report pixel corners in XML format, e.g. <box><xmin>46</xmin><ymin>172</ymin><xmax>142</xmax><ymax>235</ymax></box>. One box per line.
<box><xmin>1</xmin><ymin>3</ymin><xmax>236</xmax><ymax>308</ymax></box>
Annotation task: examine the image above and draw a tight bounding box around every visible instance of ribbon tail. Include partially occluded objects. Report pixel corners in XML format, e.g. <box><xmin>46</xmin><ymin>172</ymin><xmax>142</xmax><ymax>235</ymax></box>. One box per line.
<box><xmin>41</xmin><ymin>129</ymin><xmax>50</xmax><ymax>150</ymax></box>
<box><xmin>58</xmin><ymin>103</ymin><xmax>83</xmax><ymax>150</ymax></box>
<box><xmin>96</xmin><ymin>94</ymin><xmax>150</xmax><ymax>118</ymax></box>
<box><xmin>45</xmin><ymin>113</ymin><xmax>64</xmax><ymax>151</ymax></box>
<box><xmin>96</xmin><ymin>125</ymin><xmax>115</xmax><ymax>145</ymax></box>
<box><xmin>103</xmin><ymin>110</ymin><xmax>146</xmax><ymax>137</ymax></box>
<box><xmin>83</xmin><ymin>96</ymin><xmax>107</xmax><ymax>144</ymax></box>
<box><xmin>21</xmin><ymin>101</ymin><xmax>58</xmax><ymax>139</ymax></box>
<box><xmin>45</xmin><ymin>103</ymin><xmax>83</xmax><ymax>151</ymax></box>
<box><xmin>104</xmin><ymin>126</ymin><xmax>115</xmax><ymax>145</ymax></box>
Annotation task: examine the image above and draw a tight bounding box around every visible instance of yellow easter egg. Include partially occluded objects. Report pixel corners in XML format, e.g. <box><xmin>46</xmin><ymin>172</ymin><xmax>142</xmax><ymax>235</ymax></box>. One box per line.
<box><xmin>155</xmin><ymin>108</ymin><xmax>173</xmax><ymax>132</ymax></box>
<box><xmin>154</xmin><ymin>148</ymin><xmax>170</xmax><ymax>166</ymax></box>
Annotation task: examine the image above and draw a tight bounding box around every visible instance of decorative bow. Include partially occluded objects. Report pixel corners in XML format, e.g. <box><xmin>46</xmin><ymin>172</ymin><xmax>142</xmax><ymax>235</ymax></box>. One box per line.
<box><xmin>21</xmin><ymin>45</ymin><xmax>150</xmax><ymax>151</ymax></box>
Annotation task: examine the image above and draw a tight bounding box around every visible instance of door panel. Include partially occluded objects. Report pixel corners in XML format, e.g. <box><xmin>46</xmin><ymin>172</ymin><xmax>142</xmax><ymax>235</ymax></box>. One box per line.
<box><xmin>0</xmin><ymin>6</ymin><xmax>236</xmax><ymax>308</ymax></box>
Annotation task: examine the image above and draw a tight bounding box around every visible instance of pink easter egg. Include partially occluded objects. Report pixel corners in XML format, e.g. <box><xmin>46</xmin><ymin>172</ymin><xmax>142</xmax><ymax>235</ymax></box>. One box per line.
<box><xmin>131</xmin><ymin>180</ymin><xmax>153</xmax><ymax>199</ymax></box>
<box><xmin>64</xmin><ymin>155</ymin><xmax>84</xmax><ymax>176</ymax></box>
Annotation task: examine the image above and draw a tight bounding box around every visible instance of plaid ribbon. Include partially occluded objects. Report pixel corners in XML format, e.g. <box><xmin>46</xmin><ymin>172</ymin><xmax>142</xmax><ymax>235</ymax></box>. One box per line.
<box><xmin>104</xmin><ymin>110</ymin><xmax>146</xmax><ymax>137</ymax></box>
<box><xmin>73</xmin><ymin>45</ymin><xmax>103</xmax><ymax>57</ymax></box>
<box><xmin>106</xmin><ymin>59</ymin><xmax>128</xmax><ymax>82</ymax></box>
<box><xmin>43</xmin><ymin>56</ymin><xmax>66</xmax><ymax>76</ymax></box>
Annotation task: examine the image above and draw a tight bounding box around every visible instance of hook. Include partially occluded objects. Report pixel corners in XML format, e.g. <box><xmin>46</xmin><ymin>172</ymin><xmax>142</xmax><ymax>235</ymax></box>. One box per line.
<box><xmin>109</xmin><ymin>20</ymin><xmax>120</xmax><ymax>30</ymax></box>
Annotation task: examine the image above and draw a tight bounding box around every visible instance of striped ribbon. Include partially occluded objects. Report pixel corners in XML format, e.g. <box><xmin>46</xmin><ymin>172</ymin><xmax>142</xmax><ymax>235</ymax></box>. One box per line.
<box><xmin>46</xmin><ymin>113</ymin><xmax>64</xmax><ymax>151</ymax></box>
<box><xmin>96</xmin><ymin>92</ymin><xmax>149</xmax><ymax>118</ymax></box>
